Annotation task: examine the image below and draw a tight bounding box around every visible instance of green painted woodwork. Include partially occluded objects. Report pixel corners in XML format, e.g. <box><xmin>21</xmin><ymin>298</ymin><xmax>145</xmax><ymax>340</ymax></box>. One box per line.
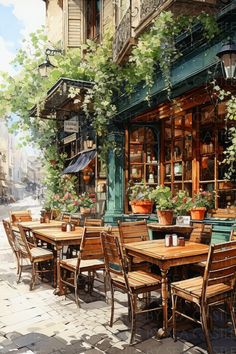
<box><xmin>104</xmin><ymin>130</ymin><xmax>125</xmax><ymax>225</ymax></box>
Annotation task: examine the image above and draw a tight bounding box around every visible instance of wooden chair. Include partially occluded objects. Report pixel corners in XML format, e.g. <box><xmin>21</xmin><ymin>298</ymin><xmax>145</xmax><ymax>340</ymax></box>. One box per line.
<box><xmin>230</xmin><ymin>224</ymin><xmax>236</xmax><ymax>241</ymax></box>
<box><xmin>171</xmin><ymin>240</ymin><xmax>236</xmax><ymax>354</ymax></box>
<box><xmin>118</xmin><ymin>220</ymin><xmax>150</xmax><ymax>271</ymax></box>
<box><xmin>2</xmin><ymin>220</ymin><xmax>20</xmax><ymax>274</ymax></box>
<box><xmin>189</xmin><ymin>224</ymin><xmax>212</xmax><ymax>245</ymax></box>
<box><xmin>60</xmin><ymin>212</ymin><xmax>71</xmax><ymax>223</ymax></box>
<box><xmin>84</xmin><ymin>218</ymin><xmax>103</xmax><ymax>226</ymax></box>
<box><xmin>9</xmin><ymin>210</ymin><xmax>32</xmax><ymax>225</ymax></box>
<box><xmin>17</xmin><ymin>224</ymin><xmax>54</xmax><ymax>290</ymax></box>
<box><xmin>70</xmin><ymin>213</ymin><xmax>81</xmax><ymax>226</ymax></box>
<box><xmin>101</xmin><ymin>231</ymin><xmax>162</xmax><ymax>344</ymax></box>
<box><xmin>59</xmin><ymin>226</ymin><xmax>107</xmax><ymax>306</ymax></box>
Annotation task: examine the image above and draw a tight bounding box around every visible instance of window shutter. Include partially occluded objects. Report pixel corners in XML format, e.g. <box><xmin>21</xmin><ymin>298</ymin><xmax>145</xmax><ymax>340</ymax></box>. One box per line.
<box><xmin>66</xmin><ymin>0</ymin><xmax>83</xmax><ymax>48</ymax></box>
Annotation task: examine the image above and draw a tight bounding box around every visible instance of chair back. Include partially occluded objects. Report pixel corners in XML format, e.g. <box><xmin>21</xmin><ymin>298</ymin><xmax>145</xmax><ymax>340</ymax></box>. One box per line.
<box><xmin>202</xmin><ymin>240</ymin><xmax>236</xmax><ymax>300</ymax></box>
<box><xmin>118</xmin><ymin>220</ymin><xmax>149</xmax><ymax>246</ymax></box>
<box><xmin>77</xmin><ymin>226</ymin><xmax>106</xmax><ymax>268</ymax></box>
<box><xmin>60</xmin><ymin>212</ymin><xmax>71</xmax><ymax>223</ymax></box>
<box><xmin>230</xmin><ymin>225</ymin><xmax>236</xmax><ymax>241</ymax></box>
<box><xmin>84</xmin><ymin>218</ymin><xmax>103</xmax><ymax>226</ymax></box>
<box><xmin>2</xmin><ymin>219</ymin><xmax>18</xmax><ymax>253</ymax></box>
<box><xmin>101</xmin><ymin>231</ymin><xmax>129</xmax><ymax>289</ymax></box>
<box><xmin>189</xmin><ymin>224</ymin><xmax>212</xmax><ymax>244</ymax></box>
<box><xmin>10</xmin><ymin>210</ymin><xmax>32</xmax><ymax>224</ymax></box>
<box><xmin>70</xmin><ymin>213</ymin><xmax>81</xmax><ymax>226</ymax></box>
<box><xmin>17</xmin><ymin>224</ymin><xmax>33</xmax><ymax>260</ymax></box>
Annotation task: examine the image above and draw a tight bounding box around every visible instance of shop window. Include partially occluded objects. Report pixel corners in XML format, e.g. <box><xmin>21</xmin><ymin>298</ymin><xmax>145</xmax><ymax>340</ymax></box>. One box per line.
<box><xmin>163</xmin><ymin>112</ymin><xmax>193</xmax><ymax>194</ymax></box>
<box><xmin>128</xmin><ymin>126</ymin><xmax>159</xmax><ymax>186</ymax></box>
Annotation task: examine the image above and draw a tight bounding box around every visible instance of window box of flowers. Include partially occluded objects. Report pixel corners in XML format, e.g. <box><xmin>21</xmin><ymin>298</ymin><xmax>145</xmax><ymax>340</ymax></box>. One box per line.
<box><xmin>128</xmin><ymin>180</ymin><xmax>153</xmax><ymax>214</ymax></box>
<box><xmin>78</xmin><ymin>193</ymin><xmax>95</xmax><ymax>214</ymax></box>
<box><xmin>189</xmin><ymin>190</ymin><xmax>214</xmax><ymax>220</ymax></box>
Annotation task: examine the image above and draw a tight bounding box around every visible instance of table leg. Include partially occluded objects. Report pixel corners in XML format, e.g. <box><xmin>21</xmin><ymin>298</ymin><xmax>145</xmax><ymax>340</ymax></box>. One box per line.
<box><xmin>157</xmin><ymin>268</ymin><xmax>169</xmax><ymax>338</ymax></box>
<box><xmin>53</xmin><ymin>245</ymin><xmax>63</xmax><ymax>295</ymax></box>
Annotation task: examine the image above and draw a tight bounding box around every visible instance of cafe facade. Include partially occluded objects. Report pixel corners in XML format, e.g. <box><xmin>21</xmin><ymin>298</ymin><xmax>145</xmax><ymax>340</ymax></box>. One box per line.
<box><xmin>40</xmin><ymin>0</ymin><xmax>236</xmax><ymax>223</ymax></box>
<box><xmin>104</xmin><ymin>1</ymin><xmax>236</xmax><ymax>224</ymax></box>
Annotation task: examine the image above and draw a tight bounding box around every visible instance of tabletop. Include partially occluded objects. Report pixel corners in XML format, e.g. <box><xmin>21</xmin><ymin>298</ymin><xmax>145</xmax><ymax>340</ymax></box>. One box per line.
<box><xmin>125</xmin><ymin>239</ymin><xmax>209</xmax><ymax>261</ymax></box>
<box><xmin>19</xmin><ymin>220</ymin><xmax>62</xmax><ymax>229</ymax></box>
<box><xmin>147</xmin><ymin>223</ymin><xmax>193</xmax><ymax>232</ymax></box>
<box><xmin>32</xmin><ymin>226</ymin><xmax>84</xmax><ymax>241</ymax></box>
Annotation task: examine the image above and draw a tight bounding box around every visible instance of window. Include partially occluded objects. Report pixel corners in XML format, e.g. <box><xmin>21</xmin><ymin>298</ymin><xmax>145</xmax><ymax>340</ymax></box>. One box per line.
<box><xmin>86</xmin><ymin>0</ymin><xmax>101</xmax><ymax>41</ymax></box>
<box><xmin>128</xmin><ymin>126</ymin><xmax>159</xmax><ymax>185</ymax></box>
<box><xmin>163</xmin><ymin>113</ymin><xmax>193</xmax><ymax>196</ymax></box>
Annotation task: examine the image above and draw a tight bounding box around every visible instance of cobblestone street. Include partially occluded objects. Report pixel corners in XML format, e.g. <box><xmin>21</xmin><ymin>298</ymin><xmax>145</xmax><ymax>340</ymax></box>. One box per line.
<box><xmin>0</xmin><ymin>198</ymin><xmax>236</xmax><ymax>353</ymax></box>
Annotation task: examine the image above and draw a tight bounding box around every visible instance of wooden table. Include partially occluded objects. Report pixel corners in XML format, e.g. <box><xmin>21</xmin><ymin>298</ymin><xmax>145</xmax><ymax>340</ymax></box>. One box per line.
<box><xmin>32</xmin><ymin>226</ymin><xmax>84</xmax><ymax>295</ymax></box>
<box><xmin>147</xmin><ymin>223</ymin><xmax>193</xmax><ymax>240</ymax></box>
<box><xmin>17</xmin><ymin>220</ymin><xmax>84</xmax><ymax>295</ymax></box>
<box><xmin>124</xmin><ymin>240</ymin><xmax>209</xmax><ymax>337</ymax></box>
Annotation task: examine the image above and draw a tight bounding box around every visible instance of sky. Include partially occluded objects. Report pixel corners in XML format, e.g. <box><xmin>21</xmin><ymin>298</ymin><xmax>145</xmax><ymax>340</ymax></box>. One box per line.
<box><xmin>0</xmin><ymin>0</ymin><xmax>45</xmax><ymax>74</ymax></box>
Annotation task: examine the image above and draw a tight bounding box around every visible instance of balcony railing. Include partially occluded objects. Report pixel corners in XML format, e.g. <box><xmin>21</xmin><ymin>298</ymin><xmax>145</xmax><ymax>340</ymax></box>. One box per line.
<box><xmin>140</xmin><ymin>0</ymin><xmax>166</xmax><ymax>22</ymax></box>
<box><xmin>113</xmin><ymin>7</ymin><xmax>132</xmax><ymax>63</ymax></box>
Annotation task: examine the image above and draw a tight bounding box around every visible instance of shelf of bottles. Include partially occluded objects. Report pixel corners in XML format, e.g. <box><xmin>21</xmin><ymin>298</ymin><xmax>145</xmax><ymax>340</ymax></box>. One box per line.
<box><xmin>163</xmin><ymin>113</ymin><xmax>193</xmax><ymax>195</ymax></box>
<box><xmin>129</xmin><ymin>126</ymin><xmax>159</xmax><ymax>185</ymax></box>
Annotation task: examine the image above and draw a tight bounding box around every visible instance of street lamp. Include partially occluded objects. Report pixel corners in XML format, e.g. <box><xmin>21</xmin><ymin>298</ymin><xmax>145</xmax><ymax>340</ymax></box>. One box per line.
<box><xmin>216</xmin><ymin>42</ymin><xmax>236</xmax><ymax>80</ymax></box>
<box><xmin>38</xmin><ymin>48</ymin><xmax>63</xmax><ymax>78</ymax></box>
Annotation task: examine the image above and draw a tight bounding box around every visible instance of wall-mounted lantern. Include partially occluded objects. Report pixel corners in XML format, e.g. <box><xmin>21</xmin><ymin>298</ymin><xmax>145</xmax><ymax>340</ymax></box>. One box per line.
<box><xmin>38</xmin><ymin>48</ymin><xmax>63</xmax><ymax>78</ymax></box>
<box><xmin>216</xmin><ymin>42</ymin><xmax>236</xmax><ymax>80</ymax></box>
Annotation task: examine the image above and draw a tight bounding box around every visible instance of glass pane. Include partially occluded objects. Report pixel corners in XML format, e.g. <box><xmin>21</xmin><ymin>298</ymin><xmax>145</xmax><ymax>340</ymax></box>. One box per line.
<box><xmin>165</xmin><ymin>164</ymin><xmax>171</xmax><ymax>182</ymax></box>
<box><xmin>200</xmin><ymin>130</ymin><xmax>214</xmax><ymax>154</ymax></box>
<box><xmin>185</xmin><ymin>113</ymin><xmax>192</xmax><ymax>128</ymax></box>
<box><xmin>146</xmin><ymin>128</ymin><xmax>155</xmax><ymax>143</ymax></box>
<box><xmin>184</xmin><ymin>134</ymin><xmax>192</xmax><ymax>159</ymax></box>
<box><xmin>130</xmin><ymin>165</ymin><xmax>143</xmax><ymax>183</ymax></box>
<box><xmin>130</xmin><ymin>144</ymin><xmax>143</xmax><ymax>163</ymax></box>
<box><xmin>184</xmin><ymin>161</ymin><xmax>192</xmax><ymax>180</ymax></box>
<box><xmin>174</xmin><ymin>162</ymin><xmax>182</xmax><ymax>180</ymax></box>
<box><xmin>184</xmin><ymin>183</ymin><xmax>192</xmax><ymax>196</ymax></box>
<box><xmin>201</xmin><ymin>105</ymin><xmax>215</xmax><ymax>124</ymax></box>
<box><xmin>165</xmin><ymin>144</ymin><xmax>171</xmax><ymax>162</ymax></box>
<box><xmin>173</xmin><ymin>141</ymin><xmax>183</xmax><ymax>160</ymax></box>
<box><xmin>218</xmin><ymin>191</ymin><xmax>236</xmax><ymax>208</ymax></box>
<box><xmin>200</xmin><ymin>157</ymin><xmax>214</xmax><ymax>180</ymax></box>
<box><xmin>146</xmin><ymin>164</ymin><xmax>158</xmax><ymax>184</ymax></box>
<box><xmin>165</xmin><ymin>127</ymin><xmax>171</xmax><ymax>139</ymax></box>
<box><xmin>174</xmin><ymin>117</ymin><xmax>183</xmax><ymax>138</ymax></box>
<box><xmin>130</xmin><ymin>127</ymin><xmax>144</xmax><ymax>143</ymax></box>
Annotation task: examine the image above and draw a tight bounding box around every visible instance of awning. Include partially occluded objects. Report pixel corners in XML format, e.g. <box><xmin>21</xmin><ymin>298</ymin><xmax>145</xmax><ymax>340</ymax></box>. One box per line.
<box><xmin>62</xmin><ymin>149</ymin><xmax>96</xmax><ymax>174</ymax></box>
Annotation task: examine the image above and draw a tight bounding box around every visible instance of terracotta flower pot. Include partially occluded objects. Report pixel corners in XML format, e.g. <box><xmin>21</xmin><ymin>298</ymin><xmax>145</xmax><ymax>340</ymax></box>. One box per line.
<box><xmin>80</xmin><ymin>207</ymin><xmax>91</xmax><ymax>215</ymax></box>
<box><xmin>130</xmin><ymin>200</ymin><xmax>153</xmax><ymax>214</ymax></box>
<box><xmin>157</xmin><ymin>210</ymin><xmax>174</xmax><ymax>225</ymax></box>
<box><xmin>190</xmin><ymin>207</ymin><xmax>206</xmax><ymax>220</ymax></box>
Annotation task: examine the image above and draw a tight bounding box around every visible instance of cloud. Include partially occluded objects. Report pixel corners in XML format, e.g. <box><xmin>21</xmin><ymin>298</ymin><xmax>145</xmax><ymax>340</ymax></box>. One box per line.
<box><xmin>0</xmin><ymin>0</ymin><xmax>45</xmax><ymax>35</ymax></box>
<box><xmin>0</xmin><ymin>36</ymin><xmax>15</xmax><ymax>74</ymax></box>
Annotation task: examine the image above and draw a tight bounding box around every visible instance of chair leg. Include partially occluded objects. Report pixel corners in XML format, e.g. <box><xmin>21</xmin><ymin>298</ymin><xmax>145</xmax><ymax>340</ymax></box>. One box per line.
<box><xmin>74</xmin><ymin>271</ymin><xmax>80</xmax><ymax>307</ymax></box>
<box><xmin>129</xmin><ymin>294</ymin><xmax>136</xmax><ymax>344</ymax></box>
<box><xmin>103</xmin><ymin>270</ymin><xmax>108</xmax><ymax>303</ymax></box>
<box><xmin>172</xmin><ymin>293</ymin><xmax>177</xmax><ymax>341</ymax></box>
<box><xmin>110</xmin><ymin>283</ymin><xmax>115</xmax><ymax>327</ymax></box>
<box><xmin>30</xmin><ymin>262</ymin><xmax>36</xmax><ymax>290</ymax></box>
<box><xmin>17</xmin><ymin>257</ymin><xmax>23</xmax><ymax>283</ymax></box>
<box><xmin>200</xmin><ymin>305</ymin><xmax>214</xmax><ymax>354</ymax></box>
<box><xmin>227</xmin><ymin>299</ymin><xmax>236</xmax><ymax>335</ymax></box>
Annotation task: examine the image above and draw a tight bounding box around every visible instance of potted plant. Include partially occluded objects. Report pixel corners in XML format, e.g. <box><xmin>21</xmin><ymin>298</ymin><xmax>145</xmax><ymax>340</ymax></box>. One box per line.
<box><xmin>173</xmin><ymin>190</ymin><xmax>192</xmax><ymax>217</ymax></box>
<box><xmin>189</xmin><ymin>190</ymin><xmax>214</xmax><ymax>220</ymax></box>
<box><xmin>78</xmin><ymin>192</ymin><xmax>95</xmax><ymax>214</ymax></box>
<box><xmin>128</xmin><ymin>180</ymin><xmax>153</xmax><ymax>214</ymax></box>
<box><xmin>149</xmin><ymin>185</ymin><xmax>176</xmax><ymax>225</ymax></box>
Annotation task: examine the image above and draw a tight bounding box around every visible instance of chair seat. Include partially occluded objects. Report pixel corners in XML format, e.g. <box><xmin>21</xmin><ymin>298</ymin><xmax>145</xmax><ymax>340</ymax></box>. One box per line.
<box><xmin>112</xmin><ymin>270</ymin><xmax>161</xmax><ymax>289</ymax></box>
<box><xmin>172</xmin><ymin>276</ymin><xmax>232</xmax><ymax>302</ymax></box>
<box><xmin>31</xmin><ymin>247</ymin><xmax>53</xmax><ymax>260</ymax></box>
<box><xmin>60</xmin><ymin>257</ymin><xmax>104</xmax><ymax>271</ymax></box>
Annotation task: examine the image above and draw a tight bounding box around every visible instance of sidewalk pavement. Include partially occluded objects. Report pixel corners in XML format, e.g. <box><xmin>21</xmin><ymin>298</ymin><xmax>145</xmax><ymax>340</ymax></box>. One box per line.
<box><xmin>0</xmin><ymin>197</ymin><xmax>235</xmax><ymax>353</ymax></box>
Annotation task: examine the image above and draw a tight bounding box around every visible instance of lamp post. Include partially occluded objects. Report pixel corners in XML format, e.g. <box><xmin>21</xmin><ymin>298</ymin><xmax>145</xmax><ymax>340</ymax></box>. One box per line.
<box><xmin>216</xmin><ymin>42</ymin><xmax>236</xmax><ymax>80</ymax></box>
<box><xmin>38</xmin><ymin>48</ymin><xmax>63</xmax><ymax>77</ymax></box>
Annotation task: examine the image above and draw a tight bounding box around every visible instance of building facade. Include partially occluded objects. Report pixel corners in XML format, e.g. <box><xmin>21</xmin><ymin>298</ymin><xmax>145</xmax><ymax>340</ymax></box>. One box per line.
<box><xmin>42</xmin><ymin>0</ymin><xmax>236</xmax><ymax>223</ymax></box>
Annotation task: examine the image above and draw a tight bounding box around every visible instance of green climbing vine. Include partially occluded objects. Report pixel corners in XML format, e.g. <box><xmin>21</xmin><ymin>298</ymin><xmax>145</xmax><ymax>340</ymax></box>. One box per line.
<box><xmin>0</xmin><ymin>11</ymin><xmax>219</xmax><ymax>176</ymax></box>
